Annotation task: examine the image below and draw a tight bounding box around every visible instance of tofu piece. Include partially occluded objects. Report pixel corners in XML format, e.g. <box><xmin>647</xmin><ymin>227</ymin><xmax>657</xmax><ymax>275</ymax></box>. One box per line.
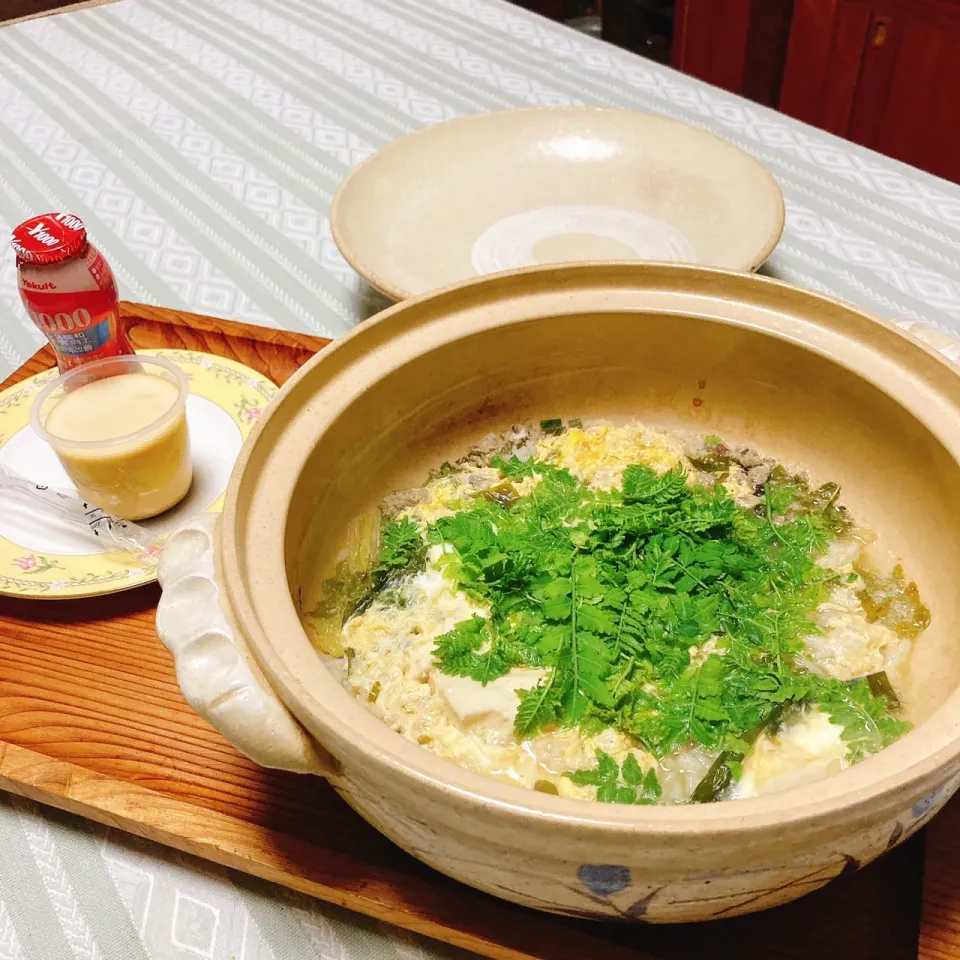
<box><xmin>803</xmin><ymin>605</ymin><xmax>904</xmax><ymax>681</ymax></box>
<box><xmin>817</xmin><ymin>538</ymin><xmax>863</xmax><ymax>572</ymax></box>
<box><xmin>433</xmin><ymin>668</ymin><xmax>545</xmax><ymax>741</ymax></box>
<box><xmin>733</xmin><ymin>709</ymin><xmax>848</xmax><ymax>799</ymax></box>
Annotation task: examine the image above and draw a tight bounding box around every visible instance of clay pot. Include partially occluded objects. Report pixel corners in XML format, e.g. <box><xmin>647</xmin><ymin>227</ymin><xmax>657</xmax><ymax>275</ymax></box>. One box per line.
<box><xmin>158</xmin><ymin>263</ymin><xmax>960</xmax><ymax>921</ymax></box>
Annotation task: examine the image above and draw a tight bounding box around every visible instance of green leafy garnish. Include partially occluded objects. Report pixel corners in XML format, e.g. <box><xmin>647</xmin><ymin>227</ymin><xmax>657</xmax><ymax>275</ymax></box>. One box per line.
<box><xmin>814</xmin><ymin>676</ymin><xmax>910</xmax><ymax>761</ymax></box>
<box><xmin>371</xmin><ymin>517</ymin><xmax>427</xmax><ymax>589</ymax></box>
<box><xmin>350</xmin><ymin>438</ymin><xmax>918</xmax><ymax>803</ymax></box>
<box><xmin>566</xmin><ymin>749</ymin><xmax>663</xmax><ymax>804</ymax></box>
<box><xmin>315</xmin><ymin>518</ymin><xmax>428</xmax><ymax>631</ymax></box>
<box><xmin>423</xmin><ymin>456</ymin><xmax>909</xmax><ymax>769</ymax></box>
<box><xmin>434</xmin><ymin>615</ymin><xmax>539</xmax><ymax>684</ymax></box>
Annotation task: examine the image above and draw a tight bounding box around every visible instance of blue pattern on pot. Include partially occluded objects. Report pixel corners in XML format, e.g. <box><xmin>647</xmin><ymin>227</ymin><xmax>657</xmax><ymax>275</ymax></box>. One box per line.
<box><xmin>911</xmin><ymin>776</ymin><xmax>960</xmax><ymax>823</ymax></box>
<box><xmin>577</xmin><ymin>864</ymin><xmax>632</xmax><ymax>897</ymax></box>
<box><xmin>900</xmin><ymin>772</ymin><xmax>960</xmax><ymax>839</ymax></box>
<box><xmin>913</xmin><ymin>786</ymin><xmax>945</xmax><ymax>820</ymax></box>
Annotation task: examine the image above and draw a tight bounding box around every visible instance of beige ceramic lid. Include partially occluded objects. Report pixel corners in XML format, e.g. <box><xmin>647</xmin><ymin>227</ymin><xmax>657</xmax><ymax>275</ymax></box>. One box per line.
<box><xmin>331</xmin><ymin>107</ymin><xmax>785</xmax><ymax>300</ymax></box>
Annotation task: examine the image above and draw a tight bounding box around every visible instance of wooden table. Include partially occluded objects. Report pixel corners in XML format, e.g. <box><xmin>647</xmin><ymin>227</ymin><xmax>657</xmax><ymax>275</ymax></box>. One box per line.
<box><xmin>3</xmin><ymin>303</ymin><xmax>960</xmax><ymax>960</ymax></box>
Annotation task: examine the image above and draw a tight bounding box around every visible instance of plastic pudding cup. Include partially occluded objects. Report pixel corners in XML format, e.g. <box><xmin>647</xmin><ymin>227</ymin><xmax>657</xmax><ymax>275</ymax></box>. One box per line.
<box><xmin>30</xmin><ymin>355</ymin><xmax>192</xmax><ymax>521</ymax></box>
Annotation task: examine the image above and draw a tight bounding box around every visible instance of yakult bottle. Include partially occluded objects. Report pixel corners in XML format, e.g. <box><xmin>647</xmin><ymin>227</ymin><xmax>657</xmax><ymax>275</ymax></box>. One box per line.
<box><xmin>11</xmin><ymin>212</ymin><xmax>133</xmax><ymax>373</ymax></box>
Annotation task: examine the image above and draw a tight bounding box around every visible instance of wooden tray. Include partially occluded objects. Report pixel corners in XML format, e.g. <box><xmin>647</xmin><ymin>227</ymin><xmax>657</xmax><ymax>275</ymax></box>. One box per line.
<box><xmin>0</xmin><ymin>303</ymin><xmax>958</xmax><ymax>960</ymax></box>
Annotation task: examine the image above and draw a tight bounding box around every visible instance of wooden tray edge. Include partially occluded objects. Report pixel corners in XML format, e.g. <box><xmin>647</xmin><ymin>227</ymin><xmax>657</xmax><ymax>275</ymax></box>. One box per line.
<box><xmin>0</xmin><ymin>741</ymin><xmax>652</xmax><ymax>960</ymax></box>
<box><xmin>1</xmin><ymin>301</ymin><xmax>333</xmax><ymax>391</ymax></box>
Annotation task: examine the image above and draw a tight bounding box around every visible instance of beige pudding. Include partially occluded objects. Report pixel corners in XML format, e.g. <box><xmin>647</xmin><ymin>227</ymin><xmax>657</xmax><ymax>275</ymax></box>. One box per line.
<box><xmin>33</xmin><ymin>355</ymin><xmax>191</xmax><ymax>520</ymax></box>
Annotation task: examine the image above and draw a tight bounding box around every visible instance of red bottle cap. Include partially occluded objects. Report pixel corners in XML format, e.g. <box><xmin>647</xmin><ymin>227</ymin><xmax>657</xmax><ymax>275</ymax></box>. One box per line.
<box><xmin>10</xmin><ymin>212</ymin><xmax>88</xmax><ymax>265</ymax></box>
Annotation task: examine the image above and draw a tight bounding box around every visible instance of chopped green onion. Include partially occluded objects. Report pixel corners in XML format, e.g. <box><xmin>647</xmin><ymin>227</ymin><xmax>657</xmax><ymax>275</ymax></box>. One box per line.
<box><xmin>690</xmin><ymin>705</ymin><xmax>786</xmax><ymax>803</ymax></box>
<box><xmin>866</xmin><ymin>671</ymin><xmax>901</xmax><ymax>710</ymax></box>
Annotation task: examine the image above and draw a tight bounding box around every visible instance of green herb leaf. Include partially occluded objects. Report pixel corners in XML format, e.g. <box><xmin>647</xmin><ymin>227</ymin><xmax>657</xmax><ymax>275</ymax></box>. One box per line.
<box><xmin>434</xmin><ymin>615</ymin><xmax>538</xmax><ymax>684</ymax></box>
<box><xmin>814</xmin><ymin>677</ymin><xmax>910</xmax><ymax>762</ymax></box>
<box><xmin>372</xmin><ymin>518</ymin><xmax>427</xmax><ymax>588</ymax></box>
<box><xmin>515</xmin><ymin>679</ymin><xmax>562</xmax><ymax>739</ymax></box>
<box><xmin>567</xmin><ymin>750</ymin><xmax>662</xmax><ymax>804</ymax></box>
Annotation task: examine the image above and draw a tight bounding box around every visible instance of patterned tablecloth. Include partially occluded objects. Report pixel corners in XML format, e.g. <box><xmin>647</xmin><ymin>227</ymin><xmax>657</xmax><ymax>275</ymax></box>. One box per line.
<box><xmin>1</xmin><ymin>0</ymin><xmax>960</xmax><ymax>957</ymax></box>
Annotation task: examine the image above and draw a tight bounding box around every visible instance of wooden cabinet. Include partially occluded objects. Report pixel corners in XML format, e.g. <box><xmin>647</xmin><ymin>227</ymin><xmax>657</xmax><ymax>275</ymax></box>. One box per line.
<box><xmin>671</xmin><ymin>0</ymin><xmax>794</xmax><ymax>106</ymax></box>
<box><xmin>600</xmin><ymin>0</ymin><xmax>960</xmax><ymax>182</ymax></box>
<box><xmin>672</xmin><ymin>0</ymin><xmax>755</xmax><ymax>92</ymax></box>
<box><xmin>780</xmin><ymin>0</ymin><xmax>960</xmax><ymax>182</ymax></box>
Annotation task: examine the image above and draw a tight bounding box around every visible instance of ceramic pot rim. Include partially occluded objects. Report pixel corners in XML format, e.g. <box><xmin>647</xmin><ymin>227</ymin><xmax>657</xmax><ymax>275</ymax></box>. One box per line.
<box><xmin>221</xmin><ymin>261</ymin><xmax>960</xmax><ymax>836</ymax></box>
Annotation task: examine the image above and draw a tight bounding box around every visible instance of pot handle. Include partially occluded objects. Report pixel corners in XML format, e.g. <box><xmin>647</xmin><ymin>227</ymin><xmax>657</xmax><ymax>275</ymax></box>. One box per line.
<box><xmin>895</xmin><ymin>320</ymin><xmax>960</xmax><ymax>365</ymax></box>
<box><xmin>156</xmin><ymin>513</ymin><xmax>335</xmax><ymax>777</ymax></box>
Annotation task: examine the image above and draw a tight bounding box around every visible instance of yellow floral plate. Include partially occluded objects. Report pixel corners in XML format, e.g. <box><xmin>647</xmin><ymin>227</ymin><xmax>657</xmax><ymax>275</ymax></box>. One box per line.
<box><xmin>0</xmin><ymin>349</ymin><xmax>276</xmax><ymax>599</ymax></box>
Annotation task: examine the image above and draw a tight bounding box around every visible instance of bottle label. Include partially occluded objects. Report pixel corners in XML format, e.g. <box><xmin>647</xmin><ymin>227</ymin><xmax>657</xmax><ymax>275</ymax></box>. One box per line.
<box><xmin>47</xmin><ymin>319</ymin><xmax>113</xmax><ymax>356</ymax></box>
<box><xmin>17</xmin><ymin>243</ymin><xmax>130</xmax><ymax>371</ymax></box>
